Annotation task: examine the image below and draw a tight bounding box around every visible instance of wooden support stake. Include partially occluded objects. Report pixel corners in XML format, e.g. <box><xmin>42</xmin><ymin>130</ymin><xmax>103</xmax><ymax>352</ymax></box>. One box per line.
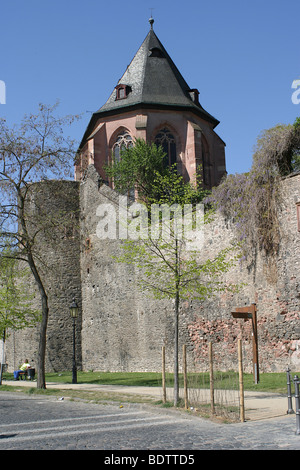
<box><xmin>183</xmin><ymin>345</ymin><xmax>188</xmax><ymax>409</ymax></box>
<box><xmin>209</xmin><ymin>342</ymin><xmax>215</xmax><ymax>415</ymax></box>
<box><xmin>251</xmin><ymin>303</ymin><xmax>259</xmax><ymax>384</ymax></box>
<box><xmin>162</xmin><ymin>346</ymin><xmax>166</xmax><ymax>404</ymax></box>
<box><xmin>238</xmin><ymin>339</ymin><xmax>245</xmax><ymax>422</ymax></box>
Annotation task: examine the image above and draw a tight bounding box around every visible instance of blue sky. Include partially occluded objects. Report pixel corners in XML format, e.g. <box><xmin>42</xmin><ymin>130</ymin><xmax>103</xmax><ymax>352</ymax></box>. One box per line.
<box><xmin>0</xmin><ymin>0</ymin><xmax>299</xmax><ymax>175</ymax></box>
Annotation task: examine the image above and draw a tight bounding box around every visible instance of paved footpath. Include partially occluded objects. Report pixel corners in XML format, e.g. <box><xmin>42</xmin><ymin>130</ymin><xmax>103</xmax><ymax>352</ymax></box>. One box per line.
<box><xmin>0</xmin><ymin>391</ymin><xmax>300</xmax><ymax>451</ymax></box>
<box><xmin>3</xmin><ymin>379</ymin><xmax>294</xmax><ymax>420</ymax></box>
<box><xmin>1</xmin><ymin>381</ymin><xmax>300</xmax><ymax>451</ymax></box>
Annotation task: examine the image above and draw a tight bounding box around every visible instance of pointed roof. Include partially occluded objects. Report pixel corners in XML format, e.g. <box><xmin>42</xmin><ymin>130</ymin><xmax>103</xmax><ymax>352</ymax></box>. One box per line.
<box><xmin>79</xmin><ymin>19</ymin><xmax>219</xmax><ymax>149</ymax></box>
<box><xmin>98</xmin><ymin>19</ymin><xmax>218</xmax><ymax>122</ymax></box>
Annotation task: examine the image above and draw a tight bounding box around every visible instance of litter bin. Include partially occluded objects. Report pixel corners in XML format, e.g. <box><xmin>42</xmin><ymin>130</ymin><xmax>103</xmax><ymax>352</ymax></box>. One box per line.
<box><xmin>27</xmin><ymin>368</ymin><xmax>35</xmax><ymax>380</ymax></box>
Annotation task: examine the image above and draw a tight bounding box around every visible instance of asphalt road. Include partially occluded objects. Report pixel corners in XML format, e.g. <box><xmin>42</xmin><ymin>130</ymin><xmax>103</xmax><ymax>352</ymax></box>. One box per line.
<box><xmin>0</xmin><ymin>391</ymin><xmax>300</xmax><ymax>453</ymax></box>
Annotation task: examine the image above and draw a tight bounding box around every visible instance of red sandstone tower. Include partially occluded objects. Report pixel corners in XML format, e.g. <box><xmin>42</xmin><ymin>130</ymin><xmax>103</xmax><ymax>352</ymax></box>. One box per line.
<box><xmin>76</xmin><ymin>18</ymin><xmax>226</xmax><ymax>190</ymax></box>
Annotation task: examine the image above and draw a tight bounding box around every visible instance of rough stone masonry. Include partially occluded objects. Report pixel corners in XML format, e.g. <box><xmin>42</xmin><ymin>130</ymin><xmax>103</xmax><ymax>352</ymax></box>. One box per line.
<box><xmin>4</xmin><ymin>169</ymin><xmax>300</xmax><ymax>374</ymax></box>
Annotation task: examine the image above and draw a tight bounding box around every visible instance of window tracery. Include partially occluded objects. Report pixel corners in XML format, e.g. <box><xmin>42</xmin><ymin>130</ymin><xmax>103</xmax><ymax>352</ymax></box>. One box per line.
<box><xmin>154</xmin><ymin>128</ymin><xmax>177</xmax><ymax>168</ymax></box>
<box><xmin>201</xmin><ymin>135</ymin><xmax>211</xmax><ymax>187</ymax></box>
<box><xmin>112</xmin><ymin>131</ymin><xmax>134</xmax><ymax>200</ymax></box>
<box><xmin>112</xmin><ymin>131</ymin><xmax>133</xmax><ymax>161</ymax></box>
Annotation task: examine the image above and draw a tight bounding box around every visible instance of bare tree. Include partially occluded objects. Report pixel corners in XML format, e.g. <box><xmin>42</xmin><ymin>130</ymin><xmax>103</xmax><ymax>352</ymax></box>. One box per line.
<box><xmin>0</xmin><ymin>103</ymin><xmax>79</xmax><ymax>388</ymax></box>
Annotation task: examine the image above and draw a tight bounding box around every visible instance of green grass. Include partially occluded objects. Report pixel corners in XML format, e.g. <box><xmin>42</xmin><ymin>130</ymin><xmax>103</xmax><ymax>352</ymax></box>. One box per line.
<box><xmin>46</xmin><ymin>371</ymin><xmax>164</xmax><ymax>387</ymax></box>
<box><xmin>241</xmin><ymin>371</ymin><xmax>300</xmax><ymax>393</ymax></box>
<box><xmin>3</xmin><ymin>369</ymin><xmax>298</xmax><ymax>394</ymax></box>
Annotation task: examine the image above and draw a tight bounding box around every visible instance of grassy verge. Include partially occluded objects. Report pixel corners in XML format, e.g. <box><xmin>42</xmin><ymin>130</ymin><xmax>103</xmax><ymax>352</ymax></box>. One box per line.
<box><xmin>2</xmin><ymin>369</ymin><xmax>299</xmax><ymax>394</ymax></box>
<box><xmin>0</xmin><ymin>381</ymin><xmax>159</xmax><ymax>406</ymax></box>
<box><xmin>47</xmin><ymin>370</ymin><xmax>300</xmax><ymax>394</ymax></box>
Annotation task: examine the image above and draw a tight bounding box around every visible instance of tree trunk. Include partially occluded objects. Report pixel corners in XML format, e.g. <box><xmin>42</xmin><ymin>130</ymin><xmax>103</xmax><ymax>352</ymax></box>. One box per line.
<box><xmin>27</xmin><ymin>252</ymin><xmax>48</xmax><ymax>389</ymax></box>
<box><xmin>0</xmin><ymin>330</ymin><xmax>6</xmax><ymax>385</ymax></box>
<box><xmin>173</xmin><ymin>238</ymin><xmax>180</xmax><ymax>406</ymax></box>
<box><xmin>37</xmin><ymin>292</ymin><xmax>48</xmax><ymax>389</ymax></box>
<box><xmin>173</xmin><ymin>291</ymin><xmax>179</xmax><ymax>406</ymax></box>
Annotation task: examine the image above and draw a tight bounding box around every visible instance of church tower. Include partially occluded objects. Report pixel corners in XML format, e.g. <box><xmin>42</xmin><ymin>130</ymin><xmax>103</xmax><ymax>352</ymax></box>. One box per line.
<box><xmin>76</xmin><ymin>18</ymin><xmax>226</xmax><ymax>189</ymax></box>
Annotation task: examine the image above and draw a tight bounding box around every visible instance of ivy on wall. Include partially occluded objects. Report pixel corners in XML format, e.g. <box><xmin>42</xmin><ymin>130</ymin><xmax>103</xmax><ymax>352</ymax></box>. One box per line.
<box><xmin>207</xmin><ymin>119</ymin><xmax>300</xmax><ymax>260</ymax></box>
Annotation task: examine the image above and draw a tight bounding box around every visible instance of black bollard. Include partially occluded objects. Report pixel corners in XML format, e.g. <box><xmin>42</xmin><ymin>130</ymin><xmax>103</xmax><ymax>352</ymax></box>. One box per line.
<box><xmin>286</xmin><ymin>367</ymin><xmax>294</xmax><ymax>414</ymax></box>
<box><xmin>293</xmin><ymin>375</ymin><xmax>300</xmax><ymax>435</ymax></box>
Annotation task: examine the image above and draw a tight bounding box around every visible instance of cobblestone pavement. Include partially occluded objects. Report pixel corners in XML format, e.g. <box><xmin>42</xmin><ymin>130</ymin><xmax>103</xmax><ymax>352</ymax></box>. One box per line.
<box><xmin>0</xmin><ymin>391</ymin><xmax>299</xmax><ymax>452</ymax></box>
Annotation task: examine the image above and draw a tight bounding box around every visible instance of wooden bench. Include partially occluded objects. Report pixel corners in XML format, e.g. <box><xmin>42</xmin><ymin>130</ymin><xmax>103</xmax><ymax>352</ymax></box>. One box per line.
<box><xmin>19</xmin><ymin>368</ymin><xmax>35</xmax><ymax>380</ymax></box>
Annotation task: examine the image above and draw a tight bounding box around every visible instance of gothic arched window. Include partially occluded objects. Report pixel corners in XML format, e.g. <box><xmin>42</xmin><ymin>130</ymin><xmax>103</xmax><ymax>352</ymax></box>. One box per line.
<box><xmin>112</xmin><ymin>131</ymin><xmax>133</xmax><ymax>161</ymax></box>
<box><xmin>112</xmin><ymin>130</ymin><xmax>134</xmax><ymax>199</ymax></box>
<box><xmin>155</xmin><ymin>128</ymin><xmax>177</xmax><ymax>168</ymax></box>
<box><xmin>201</xmin><ymin>135</ymin><xmax>211</xmax><ymax>187</ymax></box>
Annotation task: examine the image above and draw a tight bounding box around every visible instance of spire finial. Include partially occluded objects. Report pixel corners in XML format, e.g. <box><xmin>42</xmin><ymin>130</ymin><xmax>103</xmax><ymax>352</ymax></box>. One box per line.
<box><xmin>149</xmin><ymin>9</ymin><xmax>154</xmax><ymax>29</ymax></box>
<box><xmin>149</xmin><ymin>17</ymin><xmax>154</xmax><ymax>29</ymax></box>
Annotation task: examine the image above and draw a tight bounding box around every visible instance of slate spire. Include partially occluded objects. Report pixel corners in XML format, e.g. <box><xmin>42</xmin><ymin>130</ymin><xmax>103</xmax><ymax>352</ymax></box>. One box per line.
<box><xmin>96</xmin><ymin>19</ymin><xmax>219</xmax><ymax>126</ymax></box>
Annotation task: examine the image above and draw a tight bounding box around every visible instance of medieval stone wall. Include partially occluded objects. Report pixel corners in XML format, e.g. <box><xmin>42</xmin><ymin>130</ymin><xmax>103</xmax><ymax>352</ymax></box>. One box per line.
<box><xmin>79</xmin><ymin>168</ymin><xmax>300</xmax><ymax>373</ymax></box>
<box><xmin>188</xmin><ymin>173</ymin><xmax>300</xmax><ymax>372</ymax></box>
<box><xmin>5</xmin><ymin>180</ymin><xmax>82</xmax><ymax>372</ymax></box>
<box><xmin>79</xmin><ymin>166</ymin><xmax>190</xmax><ymax>372</ymax></box>
<box><xmin>5</xmin><ymin>170</ymin><xmax>300</xmax><ymax>374</ymax></box>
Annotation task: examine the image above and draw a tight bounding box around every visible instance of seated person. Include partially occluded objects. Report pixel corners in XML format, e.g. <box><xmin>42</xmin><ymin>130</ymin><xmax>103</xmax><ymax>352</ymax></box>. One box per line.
<box><xmin>13</xmin><ymin>359</ymin><xmax>31</xmax><ymax>380</ymax></box>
